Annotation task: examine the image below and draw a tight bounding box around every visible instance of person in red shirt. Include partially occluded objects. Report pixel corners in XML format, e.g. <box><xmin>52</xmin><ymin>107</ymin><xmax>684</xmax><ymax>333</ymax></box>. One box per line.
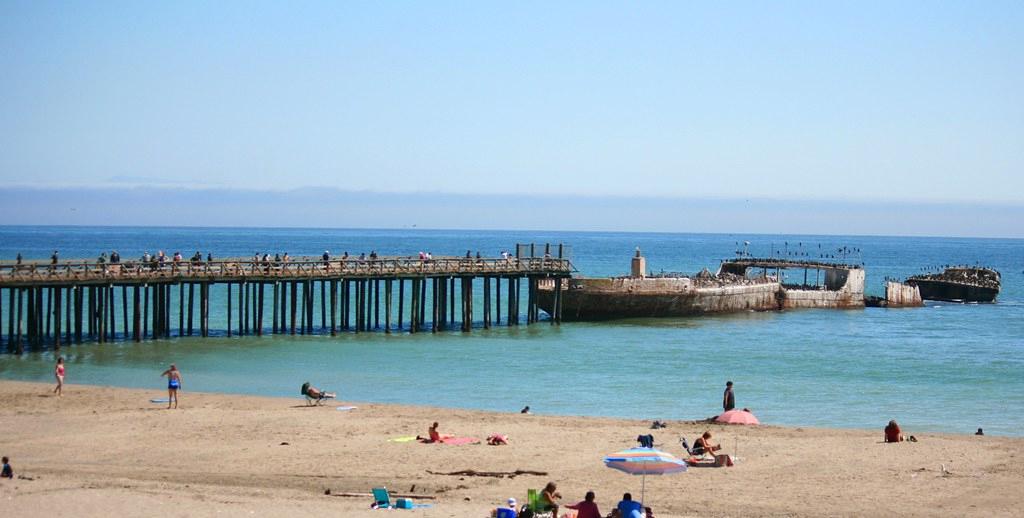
<box><xmin>884</xmin><ymin>420</ymin><xmax>904</xmax><ymax>443</ymax></box>
<box><xmin>566</xmin><ymin>491</ymin><xmax>601</xmax><ymax>518</ymax></box>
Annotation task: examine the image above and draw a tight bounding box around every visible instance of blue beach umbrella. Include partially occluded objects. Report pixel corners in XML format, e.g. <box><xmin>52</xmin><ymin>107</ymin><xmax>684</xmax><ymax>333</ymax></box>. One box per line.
<box><xmin>603</xmin><ymin>447</ymin><xmax>687</xmax><ymax>507</ymax></box>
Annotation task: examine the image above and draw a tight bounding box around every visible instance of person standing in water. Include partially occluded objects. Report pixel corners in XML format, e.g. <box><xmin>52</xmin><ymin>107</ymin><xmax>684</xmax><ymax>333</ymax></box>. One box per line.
<box><xmin>723</xmin><ymin>381</ymin><xmax>735</xmax><ymax>411</ymax></box>
<box><xmin>161</xmin><ymin>364</ymin><xmax>182</xmax><ymax>409</ymax></box>
<box><xmin>53</xmin><ymin>357</ymin><xmax>65</xmax><ymax>397</ymax></box>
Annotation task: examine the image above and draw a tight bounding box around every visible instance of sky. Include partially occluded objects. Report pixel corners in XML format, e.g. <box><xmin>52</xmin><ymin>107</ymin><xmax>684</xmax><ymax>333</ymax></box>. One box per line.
<box><xmin>1</xmin><ymin>1</ymin><xmax>1022</xmax><ymax>235</ymax></box>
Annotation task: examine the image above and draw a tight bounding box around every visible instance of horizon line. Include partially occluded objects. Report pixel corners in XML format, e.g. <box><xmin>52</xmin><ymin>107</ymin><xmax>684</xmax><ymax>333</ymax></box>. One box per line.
<box><xmin>0</xmin><ymin>222</ymin><xmax>1020</xmax><ymax>242</ymax></box>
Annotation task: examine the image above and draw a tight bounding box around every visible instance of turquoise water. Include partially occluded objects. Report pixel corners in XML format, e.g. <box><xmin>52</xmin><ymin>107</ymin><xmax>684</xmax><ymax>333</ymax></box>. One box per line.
<box><xmin>1</xmin><ymin>226</ymin><xmax>1022</xmax><ymax>436</ymax></box>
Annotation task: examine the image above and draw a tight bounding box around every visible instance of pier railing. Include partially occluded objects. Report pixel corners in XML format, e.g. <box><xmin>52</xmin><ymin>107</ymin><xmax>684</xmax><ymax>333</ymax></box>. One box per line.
<box><xmin>0</xmin><ymin>256</ymin><xmax>573</xmax><ymax>287</ymax></box>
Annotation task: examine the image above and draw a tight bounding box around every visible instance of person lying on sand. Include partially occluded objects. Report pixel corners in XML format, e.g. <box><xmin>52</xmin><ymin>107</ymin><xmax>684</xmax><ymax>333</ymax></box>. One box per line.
<box><xmin>305</xmin><ymin>385</ymin><xmax>335</xmax><ymax>399</ymax></box>
<box><xmin>486</xmin><ymin>434</ymin><xmax>509</xmax><ymax>445</ymax></box>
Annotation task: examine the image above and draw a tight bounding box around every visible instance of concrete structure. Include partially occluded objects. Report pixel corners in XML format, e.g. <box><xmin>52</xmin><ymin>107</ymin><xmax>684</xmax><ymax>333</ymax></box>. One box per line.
<box><xmin>538</xmin><ymin>256</ymin><xmax>865</xmax><ymax>321</ymax></box>
<box><xmin>630</xmin><ymin>248</ymin><xmax>646</xmax><ymax>278</ymax></box>
<box><xmin>884</xmin><ymin>281</ymin><xmax>923</xmax><ymax>307</ymax></box>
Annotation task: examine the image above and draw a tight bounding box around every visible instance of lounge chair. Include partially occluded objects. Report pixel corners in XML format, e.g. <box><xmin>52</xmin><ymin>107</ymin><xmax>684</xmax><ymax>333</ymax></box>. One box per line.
<box><xmin>300</xmin><ymin>382</ymin><xmax>335</xmax><ymax>406</ymax></box>
<box><xmin>372</xmin><ymin>487</ymin><xmax>392</xmax><ymax>509</ymax></box>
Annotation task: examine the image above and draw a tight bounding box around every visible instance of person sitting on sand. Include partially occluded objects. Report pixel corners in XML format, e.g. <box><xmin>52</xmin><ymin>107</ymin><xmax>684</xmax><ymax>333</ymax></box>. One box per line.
<box><xmin>1</xmin><ymin>456</ymin><xmax>12</xmax><ymax>479</ymax></box>
<box><xmin>418</xmin><ymin>422</ymin><xmax>454</xmax><ymax>443</ymax></box>
<box><xmin>616</xmin><ymin>493</ymin><xmax>642</xmax><ymax>518</ymax></box>
<box><xmin>692</xmin><ymin>431</ymin><xmax>721</xmax><ymax>457</ymax></box>
<box><xmin>566</xmin><ymin>490</ymin><xmax>601</xmax><ymax>518</ymax></box>
<box><xmin>540</xmin><ymin>482</ymin><xmax>561</xmax><ymax>516</ymax></box>
<box><xmin>885</xmin><ymin>420</ymin><xmax>904</xmax><ymax>443</ymax></box>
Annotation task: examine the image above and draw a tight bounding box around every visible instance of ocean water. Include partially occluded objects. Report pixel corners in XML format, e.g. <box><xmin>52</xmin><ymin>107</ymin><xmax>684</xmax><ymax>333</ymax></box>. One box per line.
<box><xmin>0</xmin><ymin>226</ymin><xmax>1021</xmax><ymax>436</ymax></box>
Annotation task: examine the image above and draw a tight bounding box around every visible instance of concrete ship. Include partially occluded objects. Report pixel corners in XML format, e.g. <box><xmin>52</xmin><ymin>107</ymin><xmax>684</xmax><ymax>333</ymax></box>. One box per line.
<box><xmin>537</xmin><ymin>250</ymin><xmax>865</xmax><ymax>321</ymax></box>
<box><xmin>905</xmin><ymin>267</ymin><xmax>1000</xmax><ymax>303</ymax></box>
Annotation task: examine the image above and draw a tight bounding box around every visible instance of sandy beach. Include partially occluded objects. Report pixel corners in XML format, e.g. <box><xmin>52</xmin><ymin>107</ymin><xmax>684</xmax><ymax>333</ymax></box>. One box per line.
<box><xmin>1</xmin><ymin>380</ymin><xmax>1021</xmax><ymax>517</ymax></box>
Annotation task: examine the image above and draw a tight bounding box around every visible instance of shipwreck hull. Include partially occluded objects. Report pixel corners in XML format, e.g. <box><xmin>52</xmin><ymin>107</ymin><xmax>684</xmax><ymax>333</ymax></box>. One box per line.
<box><xmin>537</xmin><ymin>277</ymin><xmax>780</xmax><ymax>321</ymax></box>
<box><xmin>907</xmin><ymin>280</ymin><xmax>998</xmax><ymax>303</ymax></box>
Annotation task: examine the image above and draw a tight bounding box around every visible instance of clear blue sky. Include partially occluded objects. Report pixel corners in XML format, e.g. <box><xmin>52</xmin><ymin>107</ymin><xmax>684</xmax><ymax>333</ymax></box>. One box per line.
<box><xmin>1</xmin><ymin>2</ymin><xmax>1022</xmax><ymax>227</ymax></box>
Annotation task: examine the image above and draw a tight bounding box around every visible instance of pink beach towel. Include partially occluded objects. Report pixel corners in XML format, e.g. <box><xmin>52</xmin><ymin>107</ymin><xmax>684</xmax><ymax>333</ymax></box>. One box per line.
<box><xmin>440</xmin><ymin>437</ymin><xmax>480</xmax><ymax>445</ymax></box>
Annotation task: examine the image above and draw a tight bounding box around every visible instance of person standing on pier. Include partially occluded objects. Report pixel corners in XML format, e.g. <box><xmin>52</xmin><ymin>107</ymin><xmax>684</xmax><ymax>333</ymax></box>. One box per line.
<box><xmin>723</xmin><ymin>381</ymin><xmax>735</xmax><ymax>411</ymax></box>
<box><xmin>161</xmin><ymin>364</ymin><xmax>182</xmax><ymax>409</ymax></box>
<box><xmin>54</xmin><ymin>357</ymin><xmax>65</xmax><ymax>397</ymax></box>
<box><xmin>322</xmin><ymin>250</ymin><xmax>331</xmax><ymax>270</ymax></box>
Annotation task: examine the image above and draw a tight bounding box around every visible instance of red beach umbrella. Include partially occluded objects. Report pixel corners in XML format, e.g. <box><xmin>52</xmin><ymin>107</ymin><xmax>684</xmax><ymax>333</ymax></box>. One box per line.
<box><xmin>715</xmin><ymin>409</ymin><xmax>760</xmax><ymax>425</ymax></box>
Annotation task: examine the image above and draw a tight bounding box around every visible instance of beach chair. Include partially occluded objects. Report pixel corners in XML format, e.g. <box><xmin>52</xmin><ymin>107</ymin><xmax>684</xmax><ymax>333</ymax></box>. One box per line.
<box><xmin>526</xmin><ymin>489</ymin><xmax>554</xmax><ymax>518</ymax></box>
<box><xmin>300</xmin><ymin>382</ymin><xmax>334</xmax><ymax>406</ymax></box>
<box><xmin>372</xmin><ymin>487</ymin><xmax>392</xmax><ymax>509</ymax></box>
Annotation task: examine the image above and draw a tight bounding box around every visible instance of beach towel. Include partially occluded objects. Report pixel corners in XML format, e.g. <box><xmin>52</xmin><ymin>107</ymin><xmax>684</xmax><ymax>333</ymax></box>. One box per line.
<box><xmin>439</xmin><ymin>437</ymin><xmax>480</xmax><ymax>445</ymax></box>
<box><xmin>389</xmin><ymin>436</ymin><xmax>418</xmax><ymax>443</ymax></box>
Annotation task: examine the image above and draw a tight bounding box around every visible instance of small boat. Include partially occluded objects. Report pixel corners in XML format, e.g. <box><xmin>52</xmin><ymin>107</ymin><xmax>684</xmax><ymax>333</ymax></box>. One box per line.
<box><xmin>905</xmin><ymin>267</ymin><xmax>1000</xmax><ymax>303</ymax></box>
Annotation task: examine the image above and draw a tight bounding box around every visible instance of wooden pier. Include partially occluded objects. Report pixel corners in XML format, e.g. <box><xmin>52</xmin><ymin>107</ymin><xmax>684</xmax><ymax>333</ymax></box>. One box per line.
<box><xmin>0</xmin><ymin>246</ymin><xmax>571</xmax><ymax>352</ymax></box>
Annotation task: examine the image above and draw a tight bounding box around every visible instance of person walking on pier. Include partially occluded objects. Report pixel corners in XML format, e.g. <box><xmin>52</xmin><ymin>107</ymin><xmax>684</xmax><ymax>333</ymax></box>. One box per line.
<box><xmin>322</xmin><ymin>250</ymin><xmax>331</xmax><ymax>270</ymax></box>
<box><xmin>161</xmin><ymin>364</ymin><xmax>183</xmax><ymax>409</ymax></box>
<box><xmin>54</xmin><ymin>357</ymin><xmax>65</xmax><ymax>397</ymax></box>
<box><xmin>723</xmin><ymin>381</ymin><xmax>735</xmax><ymax>412</ymax></box>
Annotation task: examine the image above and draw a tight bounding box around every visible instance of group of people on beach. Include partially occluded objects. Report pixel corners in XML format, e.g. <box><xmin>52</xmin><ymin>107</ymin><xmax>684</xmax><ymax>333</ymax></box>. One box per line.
<box><xmin>495</xmin><ymin>483</ymin><xmax>655</xmax><ymax>518</ymax></box>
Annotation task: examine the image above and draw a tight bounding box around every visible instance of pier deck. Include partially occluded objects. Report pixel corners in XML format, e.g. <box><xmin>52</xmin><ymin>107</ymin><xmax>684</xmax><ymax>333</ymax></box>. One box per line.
<box><xmin>0</xmin><ymin>257</ymin><xmax>570</xmax><ymax>287</ymax></box>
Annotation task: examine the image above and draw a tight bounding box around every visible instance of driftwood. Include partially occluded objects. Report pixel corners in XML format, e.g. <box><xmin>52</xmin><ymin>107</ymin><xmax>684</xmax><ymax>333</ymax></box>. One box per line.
<box><xmin>329</xmin><ymin>492</ymin><xmax>437</xmax><ymax>500</ymax></box>
<box><xmin>426</xmin><ymin>469</ymin><xmax>548</xmax><ymax>479</ymax></box>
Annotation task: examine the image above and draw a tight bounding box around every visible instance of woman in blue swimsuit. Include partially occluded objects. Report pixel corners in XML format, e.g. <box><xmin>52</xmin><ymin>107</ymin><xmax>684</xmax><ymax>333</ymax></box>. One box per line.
<box><xmin>161</xmin><ymin>364</ymin><xmax>182</xmax><ymax>409</ymax></box>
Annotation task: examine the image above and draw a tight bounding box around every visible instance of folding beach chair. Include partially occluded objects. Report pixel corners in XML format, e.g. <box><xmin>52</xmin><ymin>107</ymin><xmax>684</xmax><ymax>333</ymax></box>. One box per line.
<box><xmin>372</xmin><ymin>487</ymin><xmax>392</xmax><ymax>509</ymax></box>
<box><xmin>300</xmin><ymin>382</ymin><xmax>335</xmax><ymax>406</ymax></box>
<box><xmin>526</xmin><ymin>489</ymin><xmax>554</xmax><ymax>518</ymax></box>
